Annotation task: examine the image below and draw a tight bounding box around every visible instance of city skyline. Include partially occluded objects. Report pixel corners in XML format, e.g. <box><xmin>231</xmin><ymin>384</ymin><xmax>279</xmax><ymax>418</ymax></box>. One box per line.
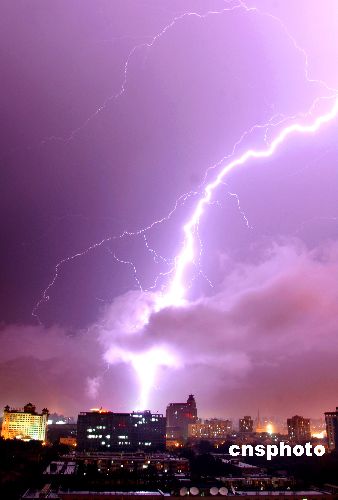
<box><xmin>2</xmin><ymin>396</ymin><xmax>333</xmax><ymax>450</ymax></box>
<box><xmin>1</xmin><ymin>1</ymin><xmax>338</xmax><ymax>418</ymax></box>
<box><xmin>1</xmin><ymin>397</ymin><xmax>331</xmax><ymax>432</ymax></box>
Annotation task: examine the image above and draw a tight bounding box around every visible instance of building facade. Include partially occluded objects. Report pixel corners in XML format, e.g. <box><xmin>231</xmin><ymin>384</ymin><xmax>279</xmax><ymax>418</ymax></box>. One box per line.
<box><xmin>58</xmin><ymin>451</ymin><xmax>189</xmax><ymax>475</ymax></box>
<box><xmin>188</xmin><ymin>418</ymin><xmax>232</xmax><ymax>440</ymax></box>
<box><xmin>324</xmin><ymin>407</ymin><xmax>338</xmax><ymax>451</ymax></box>
<box><xmin>239</xmin><ymin>416</ymin><xmax>254</xmax><ymax>433</ymax></box>
<box><xmin>287</xmin><ymin>415</ymin><xmax>311</xmax><ymax>442</ymax></box>
<box><xmin>1</xmin><ymin>403</ymin><xmax>49</xmax><ymax>441</ymax></box>
<box><xmin>77</xmin><ymin>409</ymin><xmax>166</xmax><ymax>451</ymax></box>
<box><xmin>166</xmin><ymin>394</ymin><xmax>198</xmax><ymax>442</ymax></box>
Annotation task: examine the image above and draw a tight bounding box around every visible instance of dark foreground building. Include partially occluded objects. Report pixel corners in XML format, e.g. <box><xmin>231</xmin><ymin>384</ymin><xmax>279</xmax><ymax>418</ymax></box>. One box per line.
<box><xmin>22</xmin><ymin>487</ymin><xmax>338</xmax><ymax>500</ymax></box>
<box><xmin>77</xmin><ymin>409</ymin><xmax>166</xmax><ymax>451</ymax></box>
<box><xmin>166</xmin><ymin>394</ymin><xmax>198</xmax><ymax>442</ymax></box>
<box><xmin>287</xmin><ymin>415</ymin><xmax>311</xmax><ymax>442</ymax></box>
<box><xmin>325</xmin><ymin>406</ymin><xmax>338</xmax><ymax>451</ymax></box>
<box><xmin>239</xmin><ymin>416</ymin><xmax>254</xmax><ymax>433</ymax></box>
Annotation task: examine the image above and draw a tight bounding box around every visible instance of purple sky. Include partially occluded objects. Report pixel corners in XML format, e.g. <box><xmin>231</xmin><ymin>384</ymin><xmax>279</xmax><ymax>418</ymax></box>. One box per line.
<box><xmin>1</xmin><ymin>0</ymin><xmax>338</xmax><ymax>420</ymax></box>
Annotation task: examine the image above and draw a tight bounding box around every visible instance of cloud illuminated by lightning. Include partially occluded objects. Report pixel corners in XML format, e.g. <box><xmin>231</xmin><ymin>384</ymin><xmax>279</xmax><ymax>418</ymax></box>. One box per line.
<box><xmin>104</xmin><ymin>344</ymin><xmax>180</xmax><ymax>410</ymax></box>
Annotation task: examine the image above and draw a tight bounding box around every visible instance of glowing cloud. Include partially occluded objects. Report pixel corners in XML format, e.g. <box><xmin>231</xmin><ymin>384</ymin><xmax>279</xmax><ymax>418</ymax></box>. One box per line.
<box><xmin>104</xmin><ymin>344</ymin><xmax>180</xmax><ymax>410</ymax></box>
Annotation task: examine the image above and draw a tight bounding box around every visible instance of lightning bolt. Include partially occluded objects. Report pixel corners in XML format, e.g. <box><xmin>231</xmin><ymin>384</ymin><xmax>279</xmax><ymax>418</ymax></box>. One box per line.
<box><xmin>105</xmin><ymin>94</ymin><xmax>338</xmax><ymax>410</ymax></box>
<box><xmin>32</xmin><ymin>0</ymin><xmax>337</xmax><ymax>320</ymax></box>
<box><xmin>161</xmin><ymin>97</ymin><xmax>338</xmax><ymax>309</ymax></box>
<box><xmin>31</xmin><ymin>1</ymin><xmax>338</xmax><ymax>409</ymax></box>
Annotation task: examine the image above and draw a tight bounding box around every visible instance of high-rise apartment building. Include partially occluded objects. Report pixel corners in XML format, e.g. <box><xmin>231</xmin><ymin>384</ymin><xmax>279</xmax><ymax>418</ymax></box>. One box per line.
<box><xmin>239</xmin><ymin>415</ymin><xmax>254</xmax><ymax>433</ymax></box>
<box><xmin>77</xmin><ymin>409</ymin><xmax>166</xmax><ymax>451</ymax></box>
<box><xmin>1</xmin><ymin>403</ymin><xmax>49</xmax><ymax>441</ymax></box>
<box><xmin>287</xmin><ymin>415</ymin><xmax>311</xmax><ymax>442</ymax></box>
<box><xmin>324</xmin><ymin>407</ymin><xmax>338</xmax><ymax>451</ymax></box>
<box><xmin>166</xmin><ymin>394</ymin><xmax>198</xmax><ymax>441</ymax></box>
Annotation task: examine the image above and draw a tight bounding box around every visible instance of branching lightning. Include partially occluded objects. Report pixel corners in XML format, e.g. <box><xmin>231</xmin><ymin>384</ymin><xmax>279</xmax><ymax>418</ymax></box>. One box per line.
<box><xmin>39</xmin><ymin>0</ymin><xmax>245</xmax><ymax>146</ymax></box>
<box><xmin>32</xmin><ymin>190</ymin><xmax>197</xmax><ymax>323</ymax></box>
<box><xmin>38</xmin><ymin>0</ymin><xmax>337</xmax><ymax>147</ymax></box>
<box><xmin>161</xmin><ymin>97</ymin><xmax>338</xmax><ymax>310</ymax></box>
<box><xmin>106</xmin><ymin>247</ymin><xmax>144</xmax><ymax>292</ymax></box>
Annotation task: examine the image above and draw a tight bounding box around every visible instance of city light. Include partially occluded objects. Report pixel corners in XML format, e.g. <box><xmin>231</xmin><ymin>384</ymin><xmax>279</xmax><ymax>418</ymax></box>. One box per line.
<box><xmin>311</xmin><ymin>431</ymin><xmax>326</xmax><ymax>439</ymax></box>
<box><xmin>266</xmin><ymin>423</ymin><xmax>274</xmax><ymax>435</ymax></box>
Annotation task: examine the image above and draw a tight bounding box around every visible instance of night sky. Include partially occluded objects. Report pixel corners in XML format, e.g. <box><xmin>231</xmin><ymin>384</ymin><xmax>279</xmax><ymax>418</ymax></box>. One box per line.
<box><xmin>1</xmin><ymin>0</ymin><xmax>338</xmax><ymax>419</ymax></box>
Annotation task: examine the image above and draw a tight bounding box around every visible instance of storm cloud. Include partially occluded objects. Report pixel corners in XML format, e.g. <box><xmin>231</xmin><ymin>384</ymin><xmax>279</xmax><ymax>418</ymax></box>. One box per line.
<box><xmin>2</xmin><ymin>239</ymin><xmax>337</xmax><ymax>418</ymax></box>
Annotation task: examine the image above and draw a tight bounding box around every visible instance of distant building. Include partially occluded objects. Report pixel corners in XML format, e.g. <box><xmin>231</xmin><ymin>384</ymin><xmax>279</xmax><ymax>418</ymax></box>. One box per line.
<box><xmin>188</xmin><ymin>418</ymin><xmax>232</xmax><ymax>440</ymax></box>
<box><xmin>77</xmin><ymin>409</ymin><xmax>166</xmax><ymax>451</ymax></box>
<box><xmin>59</xmin><ymin>436</ymin><xmax>77</xmax><ymax>447</ymax></box>
<box><xmin>239</xmin><ymin>416</ymin><xmax>254</xmax><ymax>433</ymax></box>
<box><xmin>287</xmin><ymin>415</ymin><xmax>311</xmax><ymax>442</ymax></box>
<box><xmin>48</xmin><ymin>413</ymin><xmax>75</xmax><ymax>425</ymax></box>
<box><xmin>1</xmin><ymin>403</ymin><xmax>48</xmax><ymax>441</ymax></box>
<box><xmin>324</xmin><ymin>407</ymin><xmax>338</xmax><ymax>451</ymax></box>
<box><xmin>255</xmin><ymin>410</ymin><xmax>265</xmax><ymax>433</ymax></box>
<box><xmin>47</xmin><ymin>422</ymin><xmax>77</xmax><ymax>444</ymax></box>
<box><xmin>166</xmin><ymin>394</ymin><xmax>198</xmax><ymax>442</ymax></box>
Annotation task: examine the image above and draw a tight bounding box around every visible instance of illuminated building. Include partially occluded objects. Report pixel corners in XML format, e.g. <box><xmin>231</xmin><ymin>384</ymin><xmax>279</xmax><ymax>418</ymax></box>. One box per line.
<box><xmin>324</xmin><ymin>407</ymin><xmax>338</xmax><ymax>451</ymax></box>
<box><xmin>239</xmin><ymin>416</ymin><xmax>254</xmax><ymax>433</ymax></box>
<box><xmin>166</xmin><ymin>394</ymin><xmax>198</xmax><ymax>442</ymax></box>
<box><xmin>188</xmin><ymin>418</ymin><xmax>232</xmax><ymax>440</ymax></box>
<box><xmin>77</xmin><ymin>409</ymin><xmax>165</xmax><ymax>451</ymax></box>
<box><xmin>1</xmin><ymin>403</ymin><xmax>48</xmax><ymax>441</ymax></box>
<box><xmin>287</xmin><ymin>415</ymin><xmax>311</xmax><ymax>442</ymax></box>
<box><xmin>59</xmin><ymin>436</ymin><xmax>77</xmax><ymax>447</ymax></box>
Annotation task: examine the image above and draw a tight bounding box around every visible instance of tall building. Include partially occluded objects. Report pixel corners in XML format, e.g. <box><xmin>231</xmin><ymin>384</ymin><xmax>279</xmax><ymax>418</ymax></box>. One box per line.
<box><xmin>188</xmin><ymin>418</ymin><xmax>232</xmax><ymax>440</ymax></box>
<box><xmin>166</xmin><ymin>394</ymin><xmax>198</xmax><ymax>441</ymax></box>
<box><xmin>287</xmin><ymin>415</ymin><xmax>311</xmax><ymax>442</ymax></box>
<box><xmin>1</xmin><ymin>403</ymin><xmax>49</xmax><ymax>441</ymax></box>
<box><xmin>239</xmin><ymin>415</ymin><xmax>254</xmax><ymax>433</ymax></box>
<box><xmin>77</xmin><ymin>409</ymin><xmax>166</xmax><ymax>451</ymax></box>
<box><xmin>324</xmin><ymin>407</ymin><xmax>338</xmax><ymax>451</ymax></box>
